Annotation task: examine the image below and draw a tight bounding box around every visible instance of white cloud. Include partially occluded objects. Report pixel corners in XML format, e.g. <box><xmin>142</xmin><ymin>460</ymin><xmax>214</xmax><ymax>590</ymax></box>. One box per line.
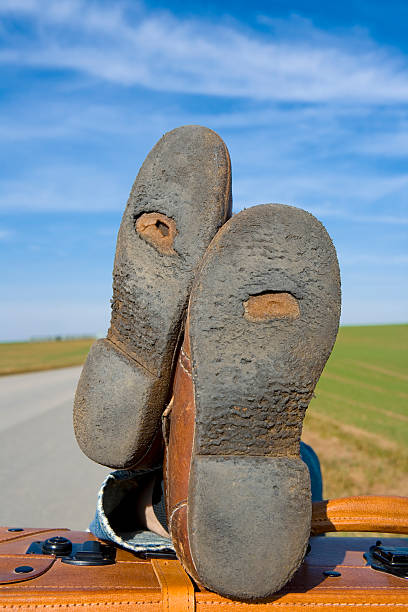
<box><xmin>1</xmin><ymin>1</ymin><xmax>407</xmax><ymax>227</ymax></box>
<box><xmin>1</xmin><ymin>2</ymin><xmax>407</xmax><ymax>330</ymax></box>
<box><xmin>1</xmin><ymin>0</ymin><xmax>408</xmax><ymax>103</ymax></box>
<box><xmin>357</xmin><ymin>129</ymin><xmax>408</xmax><ymax>156</ymax></box>
<box><xmin>232</xmin><ymin>171</ymin><xmax>408</xmax><ymax>220</ymax></box>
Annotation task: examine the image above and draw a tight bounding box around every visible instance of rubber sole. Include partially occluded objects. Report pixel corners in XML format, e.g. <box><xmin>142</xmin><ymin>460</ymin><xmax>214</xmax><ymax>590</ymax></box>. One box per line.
<box><xmin>187</xmin><ymin>204</ymin><xmax>341</xmax><ymax>599</ymax></box>
<box><xmin>74</xmin><ymin>126</ymin><xmax>231</xmax><ymax>469</ymax></box>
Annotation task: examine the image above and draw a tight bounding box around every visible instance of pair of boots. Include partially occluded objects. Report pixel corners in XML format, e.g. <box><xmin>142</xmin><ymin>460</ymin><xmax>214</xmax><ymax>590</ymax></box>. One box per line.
<box><xmin>73</xmin><ymin>126</ymin><xmax>341</xmax><ymax>600</ymax></box>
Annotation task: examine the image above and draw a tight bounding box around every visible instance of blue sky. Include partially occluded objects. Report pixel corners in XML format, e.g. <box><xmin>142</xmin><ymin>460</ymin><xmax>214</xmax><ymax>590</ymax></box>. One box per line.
<box><xmin>1</xmin><ymin>0</ymin><xmax>407</xmax><ymax>341</ymax></box>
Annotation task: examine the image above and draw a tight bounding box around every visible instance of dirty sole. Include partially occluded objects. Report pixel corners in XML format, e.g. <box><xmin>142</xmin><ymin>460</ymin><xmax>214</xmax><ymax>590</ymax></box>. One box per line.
<box><xmin>74</xmin><ymin>125</ymin><xmax>231</xmax><ymax>469</ymax></box>
<box><xmin>187</xmin><ymin>204</ymin><xmax>341</xmax><ymax>599</ymax></box>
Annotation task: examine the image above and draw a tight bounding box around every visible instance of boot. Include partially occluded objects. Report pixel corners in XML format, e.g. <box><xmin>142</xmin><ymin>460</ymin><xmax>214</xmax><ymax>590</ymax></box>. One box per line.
<box><xmin>74</xmin><ymin>125</ymin><xmax>231</xmax><ymax>469</ymax></box>
<box><xmin>164</xmin><ymin>203</ymin><xmax>341</xmax><ymax>600</ymax></box>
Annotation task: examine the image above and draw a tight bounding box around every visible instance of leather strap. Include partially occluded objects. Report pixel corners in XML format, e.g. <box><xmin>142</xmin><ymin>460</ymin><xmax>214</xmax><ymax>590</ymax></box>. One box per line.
<box><xmin>312</xmin><ymin>496</ymin><xmax>408</xmax><ymax>535</ymax></box>
<box><xmin>0</xmin><ymin>554</ymin><xmax>55</xmax><ymax>584</ymax></box>
<box><xmin>152</xmin><ymin>558</ymin><xmax>195</xmax><ymax>612</ymax></box>
<box><xmin>0</xmin><ymin>527</ymin><xmax>68</xmax><ymax>544</ymax></box>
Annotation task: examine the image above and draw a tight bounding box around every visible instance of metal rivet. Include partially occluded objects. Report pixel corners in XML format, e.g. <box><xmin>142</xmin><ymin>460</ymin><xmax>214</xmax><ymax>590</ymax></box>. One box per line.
<box><xmin>14</xmin><ymin>566</ymin><xmax>34</xmax><ymax>574</ymax></box>
<box><xmin>42</xmin><ymin>536</ymin><xmax>72</xmax><ymax>556</ymax></box>
<box><xmin>323</xmin><ymin>570</ymin><xmax>341</xmax><ymax>577</ymax></box>
<box><xmin>8</xmin><ymin>528</ymin><xmax>24</xmax><ymax>532</ymax></box>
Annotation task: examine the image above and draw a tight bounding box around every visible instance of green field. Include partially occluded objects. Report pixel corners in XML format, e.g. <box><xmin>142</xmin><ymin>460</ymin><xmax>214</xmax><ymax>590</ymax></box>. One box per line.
<box><xmin>1</xmin><ymin>325</ymin><xmax>407</xmax><ymax>502</ymax></box>
<box><xmin>302</xmin><ymin>324</ymin><xmax>408</xmax><ymax>499</ymax></box>
<box><xmin>0</xmin><ymin>337</ymin><xmax>94</xmax><ymax>375</ymax></box>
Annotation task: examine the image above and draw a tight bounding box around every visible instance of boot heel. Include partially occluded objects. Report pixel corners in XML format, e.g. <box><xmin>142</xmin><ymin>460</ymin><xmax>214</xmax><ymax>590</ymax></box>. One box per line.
<box><xmin>188</xmin><ymin>455</ymin><xmax>311</xmax><ymax>600</ymax></box>
<box><xmin>74</xmin><ymin>339</ymin><xmax>161</xmax><ymax>468</ymax></box>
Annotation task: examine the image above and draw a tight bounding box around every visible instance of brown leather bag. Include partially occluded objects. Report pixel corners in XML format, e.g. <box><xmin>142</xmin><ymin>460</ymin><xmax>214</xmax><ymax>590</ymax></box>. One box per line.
<box><xmin>0</xmin><ymin>496</ymin><xmax>407</xmax><ymax>611</ymax></box>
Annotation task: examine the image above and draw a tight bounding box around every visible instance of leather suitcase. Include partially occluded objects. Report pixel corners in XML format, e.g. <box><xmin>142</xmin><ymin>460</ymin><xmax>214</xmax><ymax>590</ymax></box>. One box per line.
<box><xmin>1</xmin><ymin>496</ymin><xmax>407</xmax><ymax>611</ymax></box>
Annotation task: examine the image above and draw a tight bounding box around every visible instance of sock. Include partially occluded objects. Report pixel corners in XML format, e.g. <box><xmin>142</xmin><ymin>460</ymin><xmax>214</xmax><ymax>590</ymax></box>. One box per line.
<box><xmin>152</xmin><ymin>473</ymin><xmax>168</xmax><ymax>533</ymax></box>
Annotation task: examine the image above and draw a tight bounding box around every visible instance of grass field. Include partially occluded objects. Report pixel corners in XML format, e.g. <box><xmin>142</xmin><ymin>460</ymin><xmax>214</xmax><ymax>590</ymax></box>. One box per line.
<box><xmin>302</xmin><ymin>323</ymin><xmax>408</xmax><ymax>500</ymax></box>
<box><xmin>1</xmin><ymin>325</ymin><xmax>407</xmax><ymax>502</ymax></box>
<box><xmin>0</xmin><ymin>337</ymin><xmax>94</xmax><ymax>375</ymax></box>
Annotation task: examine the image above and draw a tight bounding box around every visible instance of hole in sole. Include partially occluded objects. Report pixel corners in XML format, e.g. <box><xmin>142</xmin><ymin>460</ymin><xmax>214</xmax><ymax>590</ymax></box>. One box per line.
<box><xmin>155</xmin><ymin>220</ymin><xmax>169</xmax><ymax>236</ymax></box>
<box><xmin>135</xmin><ymin>212</ymin><xmax>177</xmax><ymax>255</ymax></box>
<box><xmin>243</xmin><ymin>292</ymin><xmax>300</xmax><ymax>322</ymax></box>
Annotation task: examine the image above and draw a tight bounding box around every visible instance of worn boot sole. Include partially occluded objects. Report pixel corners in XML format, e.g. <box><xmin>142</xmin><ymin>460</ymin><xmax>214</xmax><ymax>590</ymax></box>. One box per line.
<box><xmin>74</xmin><ymin>126</ymin><xmax>231</xmax><ymax>469</ymax></box>
<box><xmin>187</xmin><ymin>204</ymin><xmax>341</xmax><ymax>599</ymax></box>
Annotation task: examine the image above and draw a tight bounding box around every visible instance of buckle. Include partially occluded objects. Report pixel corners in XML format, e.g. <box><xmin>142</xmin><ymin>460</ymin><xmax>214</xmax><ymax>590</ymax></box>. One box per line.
<box><xmin>139</xmin><ymin>548</ymin><xmax>177</xmax><ymax>560</ymax></box>
<box><xmin>364</xmin><ymin>540</ymin><xmax>408</xmax><ymax>579</ymax></box>
<box><xmin>26</xmin><ymin>537</ymin><xmax>116</xmax><ymax>566</ymax></box>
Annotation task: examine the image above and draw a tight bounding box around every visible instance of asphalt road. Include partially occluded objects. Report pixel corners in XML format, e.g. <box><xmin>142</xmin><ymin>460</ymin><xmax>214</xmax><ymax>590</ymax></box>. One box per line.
<box><xmin>0</xmin><ymin>367</ymin><xmax>110</xmax><ymax>530</ymax></box>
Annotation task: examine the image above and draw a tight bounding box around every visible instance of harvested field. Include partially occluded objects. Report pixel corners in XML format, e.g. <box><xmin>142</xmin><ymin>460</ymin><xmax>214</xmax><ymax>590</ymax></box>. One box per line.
<box><xmin>302</xmin><ymin>324</ymin><xmax>408</xmax><ymax>499</ymax></box>
<box><xmin>0</xmin><ymin>337</ymin><xmax>94</xmax><ymax>375</ymax></box>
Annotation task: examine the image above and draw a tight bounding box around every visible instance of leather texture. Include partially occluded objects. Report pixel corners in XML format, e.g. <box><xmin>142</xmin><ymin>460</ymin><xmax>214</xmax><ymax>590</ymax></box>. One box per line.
<box><xmin>0</xmin><ymin>555</ymin><xmax>55</xmax><ymax>585</ymax></box>
<box><xmin>0</xmin><ymin>527</ymin><xmax>407</xmax><ymax>610</ymax></box>
<box><xmin>152</xmin><ymin>558</ymin><xmax>195</xmax><ymax>612</ymax></box>
<box><xmin>312</xmin><ymin>496</ymin><xmax>408</xmax><ymax>535</ymax></box>
<box><xmin>163</xmin><ymin>316</ymin><xmax>200</xmax><ymax>583</ymax></box>
<box><xmin>0</xmin><ymin>527</ymin><xmax>66</xmax><ymax>544</ymax></box>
